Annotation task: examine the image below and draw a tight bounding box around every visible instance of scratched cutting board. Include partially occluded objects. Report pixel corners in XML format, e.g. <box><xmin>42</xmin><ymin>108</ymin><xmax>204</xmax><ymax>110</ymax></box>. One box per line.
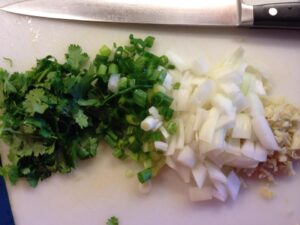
<box><xmin>1</xmin><ymin>2</ymin><xmax>300</xmax><ymax>225</ymax></box>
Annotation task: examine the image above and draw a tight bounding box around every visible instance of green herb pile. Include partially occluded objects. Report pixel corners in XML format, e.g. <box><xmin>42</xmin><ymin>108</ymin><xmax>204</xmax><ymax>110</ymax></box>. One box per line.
<box><xmin>0</xmin><ymin>35</ymin><xmax>175</xmax><ymax>187</ymax></box>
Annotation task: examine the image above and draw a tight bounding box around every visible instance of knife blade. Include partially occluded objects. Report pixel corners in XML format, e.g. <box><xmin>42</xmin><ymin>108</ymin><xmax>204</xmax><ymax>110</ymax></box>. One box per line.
<box><xmin>0</xmin><ymin>0</ymin><xmax>300</xmax><ymax>28</ymax></box>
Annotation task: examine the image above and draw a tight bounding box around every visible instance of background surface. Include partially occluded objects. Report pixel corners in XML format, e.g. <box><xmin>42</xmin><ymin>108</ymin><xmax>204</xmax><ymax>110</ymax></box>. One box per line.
<box><xmin>1</xmin><ymin>1</ymin><xmax>300</xmax><ymax>225</ymax></box>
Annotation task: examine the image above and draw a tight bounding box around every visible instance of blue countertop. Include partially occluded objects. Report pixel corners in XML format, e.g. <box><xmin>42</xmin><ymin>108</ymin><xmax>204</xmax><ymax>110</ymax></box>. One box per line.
<box><xmin>0</xmin><ymin>174</ymin><xmax>15</xmax><ymax>225</ymax></box>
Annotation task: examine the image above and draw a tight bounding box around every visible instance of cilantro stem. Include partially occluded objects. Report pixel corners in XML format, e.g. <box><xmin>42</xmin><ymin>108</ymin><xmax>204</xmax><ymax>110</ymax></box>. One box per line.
<box><xmin>102</xmin><ymin>85</ymin><xmax>151</xmax><ymax>105</ymax></box>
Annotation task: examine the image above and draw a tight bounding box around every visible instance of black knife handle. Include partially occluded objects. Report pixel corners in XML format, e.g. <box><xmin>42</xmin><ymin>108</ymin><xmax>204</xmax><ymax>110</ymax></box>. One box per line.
<box><xmin>253</xmin><ymin>2</ymin><xmax>300</xmax><ymax>28</ymax></box>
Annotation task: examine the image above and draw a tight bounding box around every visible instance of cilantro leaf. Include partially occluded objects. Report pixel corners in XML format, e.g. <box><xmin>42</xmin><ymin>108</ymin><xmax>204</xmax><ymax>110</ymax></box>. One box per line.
<box><xmin>106</xmin><ymin>216</ymin><xmax>119</xmax><ymax>225</ymax></box>
<box><xmin>23</xmin><ymin>89</ymin><xmax>49</xmax><ymax>116</ymax></box>
<box><xmin>73</xmin><ymin>109</ymin><xmax>89</xmax><ymax>129</ymax></box>
<box><xmin>65</xmin><ymin>45</ymin><xmax>89</xmax><ymax>71</ymax></box>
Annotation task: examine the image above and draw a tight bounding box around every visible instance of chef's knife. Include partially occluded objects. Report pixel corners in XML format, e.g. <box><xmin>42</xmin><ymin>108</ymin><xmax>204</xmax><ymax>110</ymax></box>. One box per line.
<box><xmin>1</xmin><ymin>0</ymin><xmax>300</xmax><ymax>28</ymax></box>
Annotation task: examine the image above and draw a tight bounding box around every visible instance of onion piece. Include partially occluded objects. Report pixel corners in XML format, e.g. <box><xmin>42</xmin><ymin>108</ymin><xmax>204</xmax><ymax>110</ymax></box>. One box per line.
<box><xmin>212</xmin><ymin>181</ymin><xmax>228</xmax><ymax>202</ymax></box>
<box><xmin>205</xmin><ymin>161</ymin><xmax>227</xmax><ymax>183</ymax></box>
<box><xmin>241</xmin><ymin>140</ymin><xmax>255</xmax><ymax>159</ymax></box>
<box><xmin>192</xmin><ymin>163</ymin><xmax>207</xmax><ymax>188</ymax></box>
<box><xmin>253</xmin><ymin>142</ymin><xmax>268</xmax><ymax>162</ymax></box>
<box><xmin>218</xmin><ymin>82</ymin><xmax>240</xmax><ymax>98</ymax></box>
<box><xmin>232</xmin><ymin>113</ymin><xmax>252</xmax><ymax>139</ymax></box>
<box><xmin>225</xmin><ymin>139</ymin><xmax>241</xmax><ymax>156</ymax></box>
<box><xmin>291</xmin><ymin>129</ymin><xmax>300</xmax><ymax>150</ymax></box>
<box><xmin>177</xmin><ymin>145</ymin><xmax>197</xmax><ymax>168</ymax></box>
<box><xmin>199</xmin><ymin>107</ymin><xmax>220</xmax><ymax>144</ymax></box>
<box><xmin>247</xmin><ymin>93</ymin><xmax>264</xmax><ymax>117</ymax></box>
<box><xmin>191</xmin><ymin>79</ymin><xmax>215</xmax><ymax>106</ymax></box>
<box><xmin>212</xmin><ymin>93</ymin><xmax>234</xmax><ymax>115</ymax></box>
<box><xmin>176</xmin><ymin>119</ymin><xmax>185</xmax><ymax>149</ymax></box>
<box><xmin>252</xmin><ymin>115</ymin><xmax>280</xmax><ymax>150</ymax></box>
<box><xmin>165</xmin><ymin>51</ymin><xmax>188</xmax><ymax>71</ymax></box>
<box><xmin>190</xmin><ymin>56</ymin><xmax>209</xmax><ymax>76</ymax></box>
<box><xmin>189</xmin><ymin>186</ymin><xmax>213</xmax><ymax>202</ymax></box>
<box><xmin>216</xmin><ymin>109</ymin><xmax>236</xmax><ymax>129</ymax></box>
<box><xmin>166</xmin><ymin>136</ymin><xmax>177</xmax><ymax>156</ymax></box>
<box><xmin>193</xmin><ymin>108</ymin><xmax>207</xmax><ymax>131</ymax></box>
<box><xmin>226</xmin><ymin>171</ymin><xmax>241</xmax><ymax>201</ymax></box>
<box><xmin>163</xmin><ymin>73</ymin><xmax>173</xmax><ymax>90</ymax></box>
<box><xmin>176</xmin><ymin>89</ymin><xmax>191</xmax><ymax>111</ymax></box>
<box><xmin>254</xmin><ymin>78</ymin><xmax>266</xmax><ymax>96</ymax></box>
<box><xmin>232</xmin><ymin>92</ymin><xmax>249</xmax><ymax>113</ymax></box>
<box><xmin>225</xmin><ymin>155</ymin><xmax>258</xmax><ymax>168</ymax></box>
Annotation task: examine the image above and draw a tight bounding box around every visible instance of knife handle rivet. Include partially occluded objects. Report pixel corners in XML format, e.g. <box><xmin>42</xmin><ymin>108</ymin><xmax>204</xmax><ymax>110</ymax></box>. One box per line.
<box><xmin>268</xmin><ymin>7</ymin><xmax>278</xmax><ymax>16</ymax></box>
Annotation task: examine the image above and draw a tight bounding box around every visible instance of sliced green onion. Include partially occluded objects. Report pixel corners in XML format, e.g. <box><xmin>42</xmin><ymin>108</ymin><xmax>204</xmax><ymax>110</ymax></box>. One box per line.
<box><xmin>108</xmin><ymin>63</ymin><xmax>119</xmax><ymax>74</ymax></box>
<box><xmin>144</xmin><ymin>36</ymin><xmax>155</xmax><ymax>48</ymax></box>
<box><xmin>112</xmin><ymin>148</ymin><xmax>125</xmax><ymax>159</ymax></box>
<box><xmin>159</xmin><ymin>107</ymin><xmax>174</xmax><ymax>121</ymax></box>
<box><xmin>173</xmin><ymin>82</ymin><xmax>181</xmax><ymax>90</ymax></box>
<box><xmin>137</xmin><ymin>168</ymin><xmax>152</xmax><ymax>183</ymax></box>
<box><xmin>159</xmin><ymin>55</ymin><xmax>169</xmax><ymax>66</ymax></box>
<box><xmin>152</xmin><ymin>92</ymin><xmax>173</xmax><ymax>107</ymax></box>
<box><xmin>166</xmin><ymin>120</ymin><xmax>177</xmax><ymax>135</ymax></box>
<box><xmin>98</xmin><ymin>64</ymin><xmax>107</xmax><ymax>75</ymax></box>
<box><xmin>118</xmin><ymin>77</ymin><xmax>128</xmax><ymax>90</ymax></box>
<box><xmin>99</xmin><ymin>45</ymin><xmax>112</xmax><ymax>57</ymax></box>
<box><xmin>133</xmin><ymin>89</ymin><xmax>147</xmax><ymax>107</ymax></box>
<box><xmin>143</xmin><ymin>159</ymin><xmax>152</xmax><ymax>169</ymax></box>
<box><xmin>126</xmin><ymin>114</ymin><xmax>140</xmax><ymax>125</ymax></box>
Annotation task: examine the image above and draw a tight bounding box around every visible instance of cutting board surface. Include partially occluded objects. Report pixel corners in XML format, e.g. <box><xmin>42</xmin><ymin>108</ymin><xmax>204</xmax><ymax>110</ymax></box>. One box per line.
<box><xmin>1</xmin><ymin>7</ymin><xmax>300</xmax><ymax>225</ymax></box>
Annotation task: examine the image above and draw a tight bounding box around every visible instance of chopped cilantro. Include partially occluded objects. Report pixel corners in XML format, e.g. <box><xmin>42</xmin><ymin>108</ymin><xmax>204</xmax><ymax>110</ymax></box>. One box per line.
<box><xmin>0</xmin><ymin>35</ymin><xmax>175</xmax><ymax>187</ymax></box>
<box><xmin>106</xmin><ymin>216</ymin><xmax>119</xmax><ymax>225</ymax></box>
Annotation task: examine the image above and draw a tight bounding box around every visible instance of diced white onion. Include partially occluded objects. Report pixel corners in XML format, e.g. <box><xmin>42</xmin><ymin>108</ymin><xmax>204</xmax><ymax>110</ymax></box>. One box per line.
<box><xmin>212</xmin><ymin>181</ymin><xmax>228</xmax><ymax>202</ymax></box>
<box><xmin>253</xmin><ymin>142</ymin><xmax>268</xmax><ymax>162</ymax></box>
<box><xmin>193</xmin><ymin>108</ymin><xmax>207</xmax><ymax>131</ymax></box>
<box><xmin>205</xmin><ymin>161</ymin><xmax>227</xmax><ymax>183</ymax></box>
<box><xmin>177</xmin><ymin>146</ymin><xmax>197</xmax><ymax>168</ymax></box>
<box><xmin>247</xmin><ymin>93</ymin><xmax>265</xmax><ymax>117</ymax></box>
<box><xmin>190</xmin><ymin>57</ymin><xmax>209</xmax><ymax>75</ymax></box>
<box><xmin>232</xmin><ymin>113</ymin><xmax>252</xmax><ymax>139</ymax></box>
<box><xmin>241</xmin><ymin>140</ymin><xmax>255</xmax><ymax>159</ymax></box>
<box><xmin>211</xmin><ymin>93</ymin><xmax>234</xmax><ymax>115</ymax></box>
<box><xmin>191</xmin><ymin>79</ymin><xmax>215</xmax><ymax>106</ymax></box>
<box><xmin>224</xmin><ymin>139</ymin><xmax>241</xmax><ymax>156</ymax></box>
<box><xmin>291</xmin><ymin>129</ymin><xmax>300</xmax><ymax>150</ymax></box>
<box><xmin>176</xmin><ymin>89</ymin><xmax>191</xmax><ymax>111</ymax></box>
<box><xmin>176</xmin><ymin>119</ymin><xmax>185</xmax><ymax>149</ymax></box>
<box><xmin>218</xmin><ymin>82</ymin><xmax>240</xmax><ymax>98</ymax></box>
<box><xmin>165</xmin><ymin>51</ymin><xmax>188</xmax><ymax>71</ymax></box>
<box><xmin>252</xmin><ymin>115</ymin><xmax>280</xmax><ymax>150</ymax></box>
<box><xmin>226</xmin><ymin>171</ymin><xmax>241</xmax><ymax>201</ymax></box>
<box><xmin>192</xmin><ymin>163</ymin><xmax>207</xmax><ymax>188</ymax></box>
<box><xmin>199</xmin><ymin>107</ymin><xmax>220</xmax><ymax>143</ymax></box>
<box><xmin>216</xmin><ymin>109</ymin><xmax>236</xmax><ymax>129</ymax></box>
<box><xmin>163</xmin><ymin>73</ymin><xmax>173</xmax><ymax>90</ymax></box>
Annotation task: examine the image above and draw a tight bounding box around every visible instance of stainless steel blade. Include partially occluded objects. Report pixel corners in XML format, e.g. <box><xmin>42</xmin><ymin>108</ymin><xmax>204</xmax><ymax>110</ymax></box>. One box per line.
<box><xmin>0</xmin><ymin>0</ymin><xmax>241</xmax><ymax>26</ymax></box>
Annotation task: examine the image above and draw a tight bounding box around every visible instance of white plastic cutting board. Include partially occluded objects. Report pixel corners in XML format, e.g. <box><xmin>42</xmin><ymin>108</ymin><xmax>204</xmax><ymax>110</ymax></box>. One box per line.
<box><xmin>1</xmin><ymin>3</ymin><xmax>300</xmax><ymax>225</ymax></box>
